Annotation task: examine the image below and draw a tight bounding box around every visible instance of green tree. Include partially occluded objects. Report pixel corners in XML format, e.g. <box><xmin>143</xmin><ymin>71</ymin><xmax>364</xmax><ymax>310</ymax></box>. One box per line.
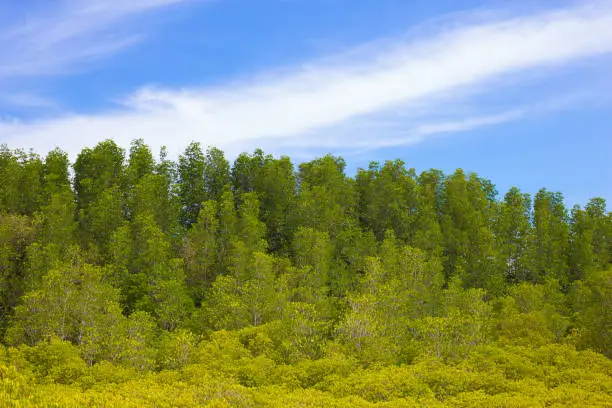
<box><xmin>569</xmin><ymin>268</ymin><xmax>612</xmax><ymax>357</ymax></box>
<box><xmin>413</xmin><ymin>169</ymin><xmax>445</xmax><ymax>257</ymax></box>
<box><xmin>497</xmin><ymin>280</ymin><xmax>568</xmax><ymax>347</ymax></box>
<box><xmin>206</xmin><ymin>252</ymin><xmax>281</xmax><ymax>330</ymax></box>
<box><xmin>411</xmin><ymin>279</ymin><xmax>493</xmax><ymax>361</ymax></box>
<box><xmin>86</xmin><ymin>186</ymin><xmax>124</xmax><ymax>260</ymax></box>
<box><xmin>496</xmin><ymin>187</ymin><xmax>534</xmax><ymax>283</ymax></box>
<box><xmin>295</xmin><ymin>155</ymin><xmax>358</xmax><ymax>236</ymax></box>
<box><xmin>532</xmin><ymin>189</ymin><xmax>570</xmax><ymax>285</ymax></box>
<box><xmin>569</xmin><ymin>198</ymin><xmax>611</xmax><ymax>282</ymax></box>
<box><xmin>177</xmin><ymin>142</ymin><xmax>206</xmax><ymax>227</ymax></box>
<box><xmin>73</xmin><ymin>140</ymin><xmax>125</xmax><ymax>251</ymax></box>
<box><xmin>178</xmin><ymin>144</ymin><xmax>230</xmax><ymax>227</ymax></box>
<box><xmin>36</xmin><ymin>190</ymin><xmax>78</xmax><ymax>260</ymax></box>
<box><xmin>290</xmin><ymin>227</ymin><xmax>334</xmax><ymax>316</ymax></box>
<box><xmin>255</xmin><ymin>155</ymin><xmax>297</xmax><ymax>254</ymax></box>
<box><xmin>130</xmin><ymin>174</ymin><xmax>178</xmax><ymax>234</ymax></box>
<box><xmin>125</xmin><ymin>139</ymin><xmax>155</xmax><ymax>188</ymax></box>
<box><xmin>215</xmin><ymin>186</ymin><xmax>239</xmax><ymax>276</ymax></box>
<box><xmin>338</xmin><ymin>237</ymin><xmax>443</xmax><ymax>364</ymax></box>
<box><xmin>356</xmin><ymin>160</ymin><xmax>418</xmax><ymax>242</ymax></box>
<box><xmin>231</xmin><ymin>149</ymin><xmax>267</xmax><ymax>195</ymax></box>
<box><xmin>6</xmin><ymin>261</ymin><xmax>124</xmax><ymax>351</ymax></box>
<box><xmin>182</xmin><ymin>200</ymin><xmax>219</xmax><ymax>301</ymax></box>
<box><xmin>0</xmin><ymin>147</ymin><xmax>44</xmax><ymax>215</ymax></box>
<box><xmin>42</xmin><ymin>148</ymin><xmax>71</xmax><ymax>202</ymax></box>
<box><xmin>203</xmin><ymin>146</ymin><xmax>231</xmax><ymax>203</ymax></box>
<box><xmin>0</xmin><ymin>213</ymin><xmax>37</xmax><ymax>330</ymax></box>
<box><xmin>0</xmin><ymin>145</ymin><xmax>21</xmax><ymax>213</ymax></box>
<box><xmin>73</xmin><ymin>140</ymin><xmax>125</xmax><ymax>212</ymax></box>
<box><xmin>18</xmin><ymin>151</ymin><xmax>45</xmax><ymax>215</ymax></box>
<box><xmin>109</xmin><ymin>213</ymin><xmax>193</xmax><ymax>328</ymax></box>
<box><xmin>440</xmin><ymin>170</ymin><xmax>501</xmax><ymax>293</ymax></box>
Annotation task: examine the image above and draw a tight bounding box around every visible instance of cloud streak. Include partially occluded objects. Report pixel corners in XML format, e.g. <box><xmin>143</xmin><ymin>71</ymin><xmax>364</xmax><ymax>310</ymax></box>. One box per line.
<box><xmin>0</xmin><ymin>0</ymin><xmax>200</xmax><ymax>78</ymax></box>
<box><xmin>1</xmin><ymin>2</ymin><xmax>612</xmax><ymax>159</ymax></box>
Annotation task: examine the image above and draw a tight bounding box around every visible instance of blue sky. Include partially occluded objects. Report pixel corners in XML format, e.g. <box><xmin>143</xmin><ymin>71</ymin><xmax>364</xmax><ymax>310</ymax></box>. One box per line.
<box><xmin>0</xmin><ymin>0</ymin><xmax>611</xmax><ymax>206</ymax></box>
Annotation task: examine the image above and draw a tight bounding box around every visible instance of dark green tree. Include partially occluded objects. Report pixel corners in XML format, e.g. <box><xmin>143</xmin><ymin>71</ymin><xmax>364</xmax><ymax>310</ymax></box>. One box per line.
<box><xmin>413</xmin><ymin>169</ymin><xmax>445</xmax><ymax>256</ymax></box>
<box><xmin>496</xmin><ymin>187</ymin><xmax>534</xmax><ymax>283</ymax></box>
<box><xmin>532</xmin><ymin>189</ymin><xmax>570</xmax><ymax>285</ymax></box>
<box><xmin>440</xmin><ymin>170</ymin><xmax>501</xmax><ymax>293</ymax></box>
<box><xmin>177</xmin><ymin>142</ymin><xmax>206</xmax><ymax>227</ymax></box>
<box><xmin>356</xmin><ymin>160</ymin><xmax>418</xmax><ymax>242</ymax></box>
<box><xmin>73</xmin><ymin>140</ymin><xmax>125</xmax><ymax>211</ymax></box>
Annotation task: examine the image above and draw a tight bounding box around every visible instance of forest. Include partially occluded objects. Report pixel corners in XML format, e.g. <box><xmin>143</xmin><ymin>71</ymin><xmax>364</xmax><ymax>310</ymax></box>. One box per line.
<box><xmin>0</xmin><ymin>139</ymin><xmax>610</xmax><ymax>407</ymax></box>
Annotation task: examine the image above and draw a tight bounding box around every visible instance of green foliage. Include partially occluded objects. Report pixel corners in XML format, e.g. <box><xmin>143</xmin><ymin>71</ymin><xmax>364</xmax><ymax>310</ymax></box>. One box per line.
<box><xmin>496</xmin><ymin>280</ymin><xmax>569</xmax><ymax>347</ymax></box>
<box><xmin>0</xmin><ymin>140</ymin><xmax>611</xmax><ymax>406</ymax></box>
<box><xmin>569</xmin><ymin>268</ymin><xmax>612</xmax><ymax>356</ymax></box>
<box><xmin>157</xmin><ymin>329</ymin><xmax>198</xmax><ymax>370</ymax></box>
<box><xmin>6</xmin><ymin>261</ymin><xmax>124</xmax><ymax>351</ymax></box>
<box><xmin>0</xmin><ymin>146</ymin><xmax>44</xmax><ymax>215</ymax></box>
<box><xmin>441</xmin><ymin>170</ymin><xmax>501</xmax><ymax>293</ymax></box>
<box><xmin>0</xmin><ymin>214</ymin><xmax>37</xmax><ymax>336</ymax></box>
<box><xmin>73</xmin><ymin>140</ymin><xmax>125</xmax><ymax>212</ymax></box>
<box><xmin>19</xmin><ymin>338</ymin><xmax>88</xmax><ymax>384</ymax></box>
<box><xmin>183</xmin><ymin>200</ymin><xmax>219</xmax><ymax>299</ymax></box>
<box><xmin>496</xmin><ymin>187</ymin><xmax>534</xmax><ymax>283</ymax></box>
<box><xmin>178</xmin><ymin>143</ymin><xmax>230</xmax><ymax>227</ymax></box>
<box><xmin>532</xmin><ymin>189</ymin><xmax>570</xmax><ymax>285</ymax></box>
<box><xmin>357</xmin><ymin>160</ymin><xmax>418</xmax><ymax>242</ymax></box>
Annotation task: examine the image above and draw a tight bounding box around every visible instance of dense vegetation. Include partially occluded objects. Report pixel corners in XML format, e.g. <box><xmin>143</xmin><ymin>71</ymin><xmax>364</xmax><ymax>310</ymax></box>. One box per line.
<box><xmin>0</xmin><ymin>139</ymin><xmax>610</xmax><ymax>407</ymax></box>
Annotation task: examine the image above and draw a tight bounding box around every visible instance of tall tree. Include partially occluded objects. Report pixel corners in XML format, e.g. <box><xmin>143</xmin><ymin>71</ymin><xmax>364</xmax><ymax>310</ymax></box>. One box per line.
<box><xmin>227</xmin><ymin>192</ymin><xmax>267</xmax><ymax>284</ymax></box>
<box><xmin>130</xmin><ymin>174</ymin><xmax>178</xmax><ymax>235</ymax></box>
<box><xmin>73</xmin><ymin>140</ymin><xmax>125</xmax><ymax>252</ymax></box>
<box><xmin>532</xmin><ymin>189</ymin><xmax>570</xmax><ymax>285</ymax></box>
<box><xmin>255</xmin><ymin>155</ymin><xmax>297</xmax><ymax>254</ymax></box>
<box><xmin>295</xmin><ymin>155</ymin><xmax>358</xmax><ymax>236</ymax></box>
<box><xmin>110</xmin><ymin>214</ymin><xmax>193</xmax><ymax>328</ymax></box>
<box><xmin>86</xmin><ymin>186</ymin><xmax>124</xmax><ymax>261</ymax></box>
<box><xmin>42</xmin><ymin>148</ymin><xmax>71</xmax><ymax>200</ymax></box>
<box><xmin>496</xmin><ymin>187</ymin><xmax>534</xmax><ymax>283</ymax></box>
<box><xmin>440</xmin><ymin>170</ymin><xmax>501</xmax><ymax>292</ymax></box>
<box><xmin>182</xmin><ymin>200</ymin><xmax>219</xmax><ymax>300</ymax></box>
<box><xmin>215</xmin><ymin>186</ymin><xmax>239</xmax><ymax>276</ymax></box>
<box><xmin>0</xmin><ymin>145</ymin><xmax>21</xmax><ymax>213</ymax></box>
<box><xmin>0</xmin><ymin>147</ymin><xmax>44</xmax><ymax>215</ymax></box>
<box><xmin>203</xmin><ymin>147</ymin><xmax>231</xmax><ymax>203</ymax></box>
<box><xmin>290</xmin><ymin>227</ymin><xmax>333</xmax><ymax>312</ymax></box>
<box><xmin>73</xmin><ymin>140</ymin><xmax>125</xmax><ymax>212</ymax></box>
<box><xmin>231</xmin><ymin>149</ymin><xmax>266</xmax><ymax>195</ymax></box>
<box><xmin>0</xmin><ymin>213</ymin><xmax>37</xmax><ymax>330</ymax></box>
<box><xmin>569</xmin><ymin>198</ymin><xmax>611</xmax><ymax>282</ymax></box>
<box><xmin>177</xmin><ymin>144</ymin><xmax>230</xmax><ymax>227</ymax></box>
<box><xmin>125</xmin><ymin>139</ymin><xmax>155</xmax><ymax>188</ymax></box>
<box><xmin>177</xmin><ymin>142</ymin><xmax>206</xmax><ymax>227</ymax></box>
<box><xmin>356</xmin><ymin>160</ymin><xmax>418</xmax><ymax>243</ymax></box>
<box><xmin>413</xmin><ymin>169</ymin><xmax>445</xmax><ymax>256</ymax></box>
<box><xmin>18</xmin><ymin>151</ymin><xmax>44</xmax><ymax>215</ymax></box>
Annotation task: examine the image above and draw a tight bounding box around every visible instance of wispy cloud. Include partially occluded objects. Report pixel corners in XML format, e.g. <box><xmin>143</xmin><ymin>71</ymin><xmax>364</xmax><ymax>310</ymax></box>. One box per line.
<box><xmin>0</xmin><ymin>0</ymin><xmax>200</xmax><ymax>78</ymax></box>
<box><xmin>1</xmin><ymin>2</ymin><xmax>612</xmax><ymax>159</ymax></box>
<box><xmin>0</xmin><ymin>93</ymin><xmax>61</xmax><ymax>110</ymax></box>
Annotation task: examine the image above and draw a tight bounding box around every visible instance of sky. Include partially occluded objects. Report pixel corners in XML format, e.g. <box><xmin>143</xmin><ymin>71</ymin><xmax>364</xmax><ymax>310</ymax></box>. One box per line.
<box><xmin>0</xmin><ymin>0</ymin><xmax>611</xmax><ymax>206</ymax></box>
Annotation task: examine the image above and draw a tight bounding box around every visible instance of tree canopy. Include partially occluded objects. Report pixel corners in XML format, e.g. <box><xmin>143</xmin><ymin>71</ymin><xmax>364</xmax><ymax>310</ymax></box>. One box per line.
<box><xmin>0</xmin><ymin>139</ymin><xmax>610</xmax><ymax>407</ymax></box>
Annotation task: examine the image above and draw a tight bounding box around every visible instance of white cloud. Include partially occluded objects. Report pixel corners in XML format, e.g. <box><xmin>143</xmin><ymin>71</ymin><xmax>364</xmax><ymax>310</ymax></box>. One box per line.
<box><xmin>1</xmin><ymin>2</ymin><xmax>612</xmax><ymax>160</ymax></box>
<box><xmin>0</xmin><ymin>0</ymin><xmax>201</xmax><ymax>78</ymax></box>
<box><xmin>0</xmin><ymin>93</ymin><xmax>60</xmax><ymax>110</ymax></box>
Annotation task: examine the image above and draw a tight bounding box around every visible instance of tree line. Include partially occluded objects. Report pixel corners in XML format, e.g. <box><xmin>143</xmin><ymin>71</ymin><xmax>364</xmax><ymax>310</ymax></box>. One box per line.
<box><xmin>0</xmin><ymin>139</ymin><xmax>610</xmax><ymax>406</ymax></box>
